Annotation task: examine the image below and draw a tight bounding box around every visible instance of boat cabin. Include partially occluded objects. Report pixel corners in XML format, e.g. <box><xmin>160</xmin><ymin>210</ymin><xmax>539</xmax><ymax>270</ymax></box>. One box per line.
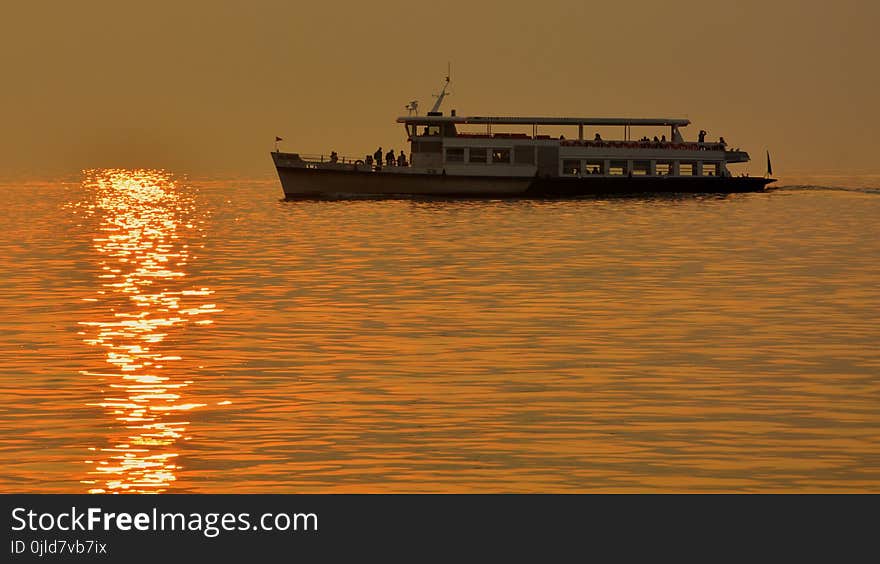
<box><xmin>397</xmin><ymin>114</ymin><xmax>749</xmax><ymax>178</ymax></box>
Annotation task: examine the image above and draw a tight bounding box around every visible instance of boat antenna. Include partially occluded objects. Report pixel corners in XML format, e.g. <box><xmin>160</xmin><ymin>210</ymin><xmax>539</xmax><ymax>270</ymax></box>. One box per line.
<box><xmin>405</xmin><ymin>100</ymin><xmax>419</xmax><ymax>116</ymax></box>
<box><xmin>429</xmin><ymin>64</ymin><xmax>451</xmax><ymax>114</ymax></box>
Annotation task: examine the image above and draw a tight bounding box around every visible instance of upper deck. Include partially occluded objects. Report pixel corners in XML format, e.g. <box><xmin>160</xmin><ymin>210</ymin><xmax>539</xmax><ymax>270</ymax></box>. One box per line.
<box><xmin>395</xmin><ymin>116</ymin><xmax>691</xmax><ymax>127</ymax></box>
<box><xmin>396</xmin><ymin>111</ymin><xmax>748</xmax><ymax>168</ymax></box>
<box><xmin>392</xmin><ymin>109</ymin><xmax>750</xmax><ymax>177</ymax></box>
<box><xmin>397</xmin><ymin>113</ymin><xmax>693</xmax><ymax>147</ymax></box>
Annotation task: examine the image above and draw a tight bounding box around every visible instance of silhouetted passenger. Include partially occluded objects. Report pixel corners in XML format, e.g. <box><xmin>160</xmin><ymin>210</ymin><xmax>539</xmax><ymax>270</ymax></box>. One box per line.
<box><xmin>397</xmin><ymin>151</ymin><xmax>408</xmax><ymax>167</ymax></box>
<box><xmin>329</xmin><ymin>151</ymin><xmax>338</xmax><ymax>163</ymax></box>
<box><xmin>719</xmin><ymin>136</ymin><xmax>726</xmax><ymax>146</ymax></box>
<box><xmin>698</xmin><ymin>129</ymin><xmax>706</xmax><ymax>143</ymax></box>
<box><xmin>386</xmin><ymin>149</ymin><xmax>395</xmax><ymax>166</ymax></box>
<box><xmin>661</xmin><ymin>134</ymin><xmax>666</xmax><ymax>143</ymax></box>
<box><xmin>374</xmin><ymin>147</ymin><xmax>383</xmax><ymax>170</ymax></box>
<box><xmin>653</xmin><ymin>136</ymin><xmax>659</xmax><ymax>143</ymax></box>
<box><xmin>594</xmin><ymin>133</ymin><xmax>602</xmax><ymax>141</ymax></box>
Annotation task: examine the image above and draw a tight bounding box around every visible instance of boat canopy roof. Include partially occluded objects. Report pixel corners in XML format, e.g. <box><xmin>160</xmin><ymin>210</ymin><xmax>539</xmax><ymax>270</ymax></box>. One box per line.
<box><xmin>397</xmin><ymin>115</ymin><xmax>690</xmax><ymax>127</ymax></box>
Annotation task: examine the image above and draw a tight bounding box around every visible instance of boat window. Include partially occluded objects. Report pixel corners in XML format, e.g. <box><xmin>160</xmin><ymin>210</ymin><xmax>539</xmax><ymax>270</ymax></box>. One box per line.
<box><xmin>492</xmin><ymin>149</ymin><xmax>511</xmax><ymax>164</ymax></box>
<box><xmin>412</xmin><ymin>141</ymin><xmax>442</xmax><ymax>153</ymax></box>
<box><xmin>702</xmin><ymin>162</ymin><xmax>718</xmax><ymax>176</ymax></box>
<box><xmin>679</xmin><ymin>162</ymin><xmax>695</xmax><ymax>176</ymax></box>
<box><xmin>514</xmin><ymin>146</ymin><xmax>535</xmax><ymax>165</ymax></box>
<box><xmin>468</xmin><ymin>147</ymin><xmax>488</xmax><ymax>163</ymax></box>
<box><xmin>422</xmin><ymin>125</ymin><xmax>441</xmax><ymax>136</ymax></box>
<box><xmin>655</xmin><ymin>161</ymin><xmax>672</xmax><ymax>176</ymax></box>
<box><xmin>469</xmin><ymin>148</ymin><xmax>488</xmax><ymax>163</ymax></box>
<box><xmin>584</xmin><ymin>161</ymin><xmax>604</xmax><ymax>175</ymax></box>
<box><xmin>562</xmin><ymin>160</ymin><xmax>581</xmax><ymax>175</ymax></box>
<box><xmin>632</xmin><ymin>161</ymin><xmax>650</xmax><ymax>176</ymax></box>
<box><xmin>608</xmin><ymin>161</ymin><xmax>627</xmax><ymax>175</ymax></box>
<box><xmin>446</xmin><ymin>148</ymin><xmax>465</xmax><ymax>163</ymax></box>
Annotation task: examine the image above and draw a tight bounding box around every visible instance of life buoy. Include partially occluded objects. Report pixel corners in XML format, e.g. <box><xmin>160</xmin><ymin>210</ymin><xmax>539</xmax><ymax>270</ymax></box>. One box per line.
<box><xmin>355</xmin><ymin>159</ymin><xmax>364</xmax><ymax>165</ymax></box>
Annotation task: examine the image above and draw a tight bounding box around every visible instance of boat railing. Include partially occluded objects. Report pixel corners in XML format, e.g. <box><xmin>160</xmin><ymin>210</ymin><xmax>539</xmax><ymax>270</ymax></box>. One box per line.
<box><xmin>298</xmin><ymin>153</ymin><xmax>375</xmax><ymax>164</ymax></box>
<box><xmin>457</xmin><ymin>133</ymin><xmax>531</xmax><ymax>139</ymax></box>
<box><xmin>447</xmin><ymin>134</ymin><xmax>726</xmax><ymax>150</ymax></box>
<box><xmin>560</xmin><ymin>140</ymin><xmax>727</xmax><ymax>151</ymax></box>
<box><xmin>297</xmin><ymin>153</ymin><xmax>414</xmax><ymax>170</ymax></box>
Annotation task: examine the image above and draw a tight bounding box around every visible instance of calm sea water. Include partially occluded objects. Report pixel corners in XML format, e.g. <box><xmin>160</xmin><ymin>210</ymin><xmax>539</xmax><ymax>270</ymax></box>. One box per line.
<box><xmin>0</xmin><ymin>170</ymin><xmax>878</xmax><ymax>493</ymax></box>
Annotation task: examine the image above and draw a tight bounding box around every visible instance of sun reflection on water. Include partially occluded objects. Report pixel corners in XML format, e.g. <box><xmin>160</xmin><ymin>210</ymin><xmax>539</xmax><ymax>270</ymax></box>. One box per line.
<box><xmin>76</xmin><ymin>169</ymin><xmax>219</xmax><ymax>493</ymax></box>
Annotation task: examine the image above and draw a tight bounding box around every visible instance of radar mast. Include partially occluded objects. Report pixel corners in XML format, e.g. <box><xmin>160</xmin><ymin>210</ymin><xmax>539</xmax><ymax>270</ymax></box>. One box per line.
<box><xmin>429</xmin><ymin>64</ymin><xmax>452</xmax><ymax>114</ymax></box>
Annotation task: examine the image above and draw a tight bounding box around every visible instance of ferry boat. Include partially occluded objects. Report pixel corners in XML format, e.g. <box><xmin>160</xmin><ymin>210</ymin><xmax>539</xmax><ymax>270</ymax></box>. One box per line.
<box><xmin>272</xmin><ymin>78</ymin><xmax>774</xmax><ymax>198</ymax></box>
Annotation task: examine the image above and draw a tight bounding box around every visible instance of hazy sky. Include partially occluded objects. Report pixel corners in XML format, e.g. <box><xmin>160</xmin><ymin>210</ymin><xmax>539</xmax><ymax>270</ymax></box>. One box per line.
<box><xmin>2</xmin><ymin>0</ymin><xmax>877</xmax><ymax>179</ymax></box>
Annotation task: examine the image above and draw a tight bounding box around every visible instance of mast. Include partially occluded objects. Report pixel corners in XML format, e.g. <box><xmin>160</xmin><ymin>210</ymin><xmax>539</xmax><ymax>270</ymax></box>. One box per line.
<box><xmin>429</xmin><ymin>64</ymin><xmax>451</xmax><ymax>114</ymax></box>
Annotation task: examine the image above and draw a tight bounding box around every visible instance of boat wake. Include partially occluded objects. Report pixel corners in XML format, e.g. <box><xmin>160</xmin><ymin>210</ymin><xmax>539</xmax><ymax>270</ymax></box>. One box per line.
<box><xmin>771</xmin><ymin>184</ymin><xmax>880</xmax><ymax>195</ymax></box>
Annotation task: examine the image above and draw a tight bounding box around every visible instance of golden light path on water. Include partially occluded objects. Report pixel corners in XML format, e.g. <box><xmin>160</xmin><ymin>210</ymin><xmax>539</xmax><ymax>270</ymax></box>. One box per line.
<box><xmin>76</xmin><ymin>169</ymin><xmax>220</xmax><ymax>493</ymax></box>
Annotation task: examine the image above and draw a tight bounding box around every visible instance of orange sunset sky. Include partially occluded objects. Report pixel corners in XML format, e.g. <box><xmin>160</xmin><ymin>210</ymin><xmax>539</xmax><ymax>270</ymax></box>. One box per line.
<box><xmin>1</xmin><ymin>0</ymin><xmax>877</xmax><ymax>179</ymax></box>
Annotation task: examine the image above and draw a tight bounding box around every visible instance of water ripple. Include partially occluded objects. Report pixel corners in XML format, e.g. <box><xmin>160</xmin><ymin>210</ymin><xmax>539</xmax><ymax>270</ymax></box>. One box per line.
<box><xmin>0</xmin><ymin>176</ymin><xmax>877</xmax><ymax>492</ymax></box>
